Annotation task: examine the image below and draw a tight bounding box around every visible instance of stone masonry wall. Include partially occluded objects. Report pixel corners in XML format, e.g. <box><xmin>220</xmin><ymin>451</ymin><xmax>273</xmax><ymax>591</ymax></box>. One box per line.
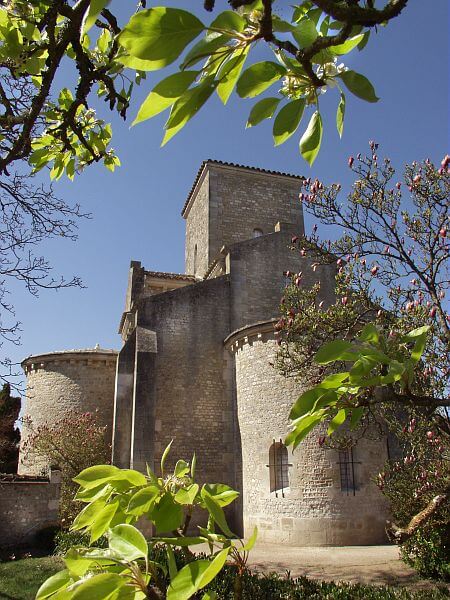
<box><xmin>228</xmin><ymin>230</ymin><xmax>337</xmax><ymax>332</ymax></box>
<box><xmin>208</xmin><ymin>165</ymin><xmax>304</xmax><ymax>264</ymax></box>
<box><xmin>231</xmin><ymin>330</ymin><xmax>390</xmax><ymax>546</ymax></box>
<box><xmin>185</xmin><ymin>171</ymin><xmax>210</xmax><ymax>278</ymax></box>
<box><xmin>19</xmin><ymin>352</ymin><xmax>117</xmax><ymax>475</ymax></box>
<box><xmin>133</xmin><ymin>276</ymin><xmax>242</xmax><ymax>532</ymax></box>
<box><xmin>0</xmin><ymin>471</ymin><xmax>61</xmax><ymax>549</ymax></box>
<box><xmin>184</xmin><ymin>164</ymin><xmax>304</xmax><ymax>279</ymax></box>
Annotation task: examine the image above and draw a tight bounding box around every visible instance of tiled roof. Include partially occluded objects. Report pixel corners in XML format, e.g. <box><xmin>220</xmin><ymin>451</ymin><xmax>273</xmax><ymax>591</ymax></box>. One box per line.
<box><xmin>182</xmin><ymin>160</ymin><xmax>304</xmax><ymax>216</ymax></box>
<box><xmin>145</xmin><ymin>270</ymin><xmax>196</xmax><ymax>281</ymax></box>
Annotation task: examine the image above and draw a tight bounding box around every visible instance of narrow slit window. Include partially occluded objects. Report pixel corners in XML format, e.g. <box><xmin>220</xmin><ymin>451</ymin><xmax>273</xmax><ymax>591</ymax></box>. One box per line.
<box><xmin>268</xmin><ymin>440</ymin><xmax>290</xmax><ymax>496</ymax></box>
<box><xmin>338</xmin><ymin>447</ymin><xmax>357</xmax><ymax>495</ymax></box>
<box><xmin>193</xmin><ymin>244</ymin><xmax>198</xmax><ymax>276</ymax></box>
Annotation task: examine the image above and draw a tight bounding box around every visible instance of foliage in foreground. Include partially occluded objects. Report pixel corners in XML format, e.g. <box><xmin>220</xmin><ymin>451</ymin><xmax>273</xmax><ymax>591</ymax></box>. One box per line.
<box><xmin>22</xmin><ymin>410</ymin><xmax>111</xmax><ymax>525</ymax></box>
<box><xmin>0</xmin><ymin>0</ymin><xmax>411</xmax><ymax>179</ymax></box>
<box><xmin>2</xmin><ymin>554</ymin><xmax>450</xmax><ymax>600</ymax></box>
<box><xmin>37</xmin><ymin>443</ymin><xmax>255</xmax><ymax>599</ymax></box>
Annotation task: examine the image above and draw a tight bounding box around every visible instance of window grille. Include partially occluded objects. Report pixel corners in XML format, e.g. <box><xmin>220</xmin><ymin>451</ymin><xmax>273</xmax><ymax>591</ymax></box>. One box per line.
<box><xmin>337</xmin><ymin>447</ymin><xmax>358</xmax><ymax>495</ymax></box>
<box><xmin>267</xmin><ymin>440</ymin><xmax>291</xmax><ymax>497</ymax></box>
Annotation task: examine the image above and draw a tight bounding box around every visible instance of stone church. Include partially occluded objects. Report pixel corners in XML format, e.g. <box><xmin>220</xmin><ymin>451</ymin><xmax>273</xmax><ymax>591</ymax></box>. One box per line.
<box><xmin>17</xmin><ymin>161</ymin><xmax>389</xmax><ymax>547</ymax></box>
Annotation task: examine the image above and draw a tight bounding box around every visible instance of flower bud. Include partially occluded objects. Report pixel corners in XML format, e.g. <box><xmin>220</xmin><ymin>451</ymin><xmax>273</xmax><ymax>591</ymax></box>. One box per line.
<box><xmin>348</xmin><ymin>156</ymin><xmax>354</xmax><ymax>168</ymax></box>
<box><xmin>341</xmin><ymin>296</ymin><xmax>348</xmax><ymax>306</ymax></box>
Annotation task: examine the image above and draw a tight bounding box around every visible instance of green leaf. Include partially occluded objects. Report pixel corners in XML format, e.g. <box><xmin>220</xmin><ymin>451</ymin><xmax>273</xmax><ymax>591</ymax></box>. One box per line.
<box><xmin>236</xmin><ymin>61</ymin><xmax>286</xmax><ymax>98</ymax></box>
<box><xmin>167</xmin><ymin>545</ymin><xmax>178</xmax><ymax>579</ymax></box>
<box><xmin>210</xmin><ymin>10</ymin><xmax>246</xmax><ymax>32</ymax></box>
<box><xmin>36</xmin><ymin>569</ymin><xmax>71</xmax><ymax>599</ymax></box>
<box><xmin>174</xmin><ymin>483</ymin><xmax>199</xmax><ymax>505</ymax></box>
<box><xmin>331</xmin><ymin>34</ymin><xmax>364</xmax><ymax>55</ymax></box>
<box><xmin>339</xmin><ymin>70</ymin><xmax>379</xmax><ymax>103</ymax></box>
<box><xmin>127</xmin><ymin>485</ymin><xmax>160</xmax><ymax>517</ymax></box>
<box><xmin>410</xmin><ymin>333</ymin><xmax>428</xmax><ymax>364</ymax></box>
<box><xmin>272</xmin><ymin>16</ymin><xmax>295</xmax><ymax>33</ymax></box>
<box><xmin>202</xmin><ymin>483</ymin><xmax>239</xmax><ymax>507</ymax></box>
<box><xmin>72</xmin><ymin>573</ymin><xmax>125</xmax><ymax>600</ymax></box>
<box><xmin>71</xmin><ymin>498</ymin><xmax>107</xmax><ymax>531</ymax></box>
<box><xmin>327</xmin><ymin>408</ymin><xmax>347</xmax><ymax>435</ymax></box>
<box><xmin>350</xmin><ymin>406</ymin><xmax>364</xmax><ymax>430</ymax></box>
<box><xmin>240</xmin><ymin>526</ymin><xmax>258</xmax><ymax>552</ymax></box>
<box><xmin>90</xmin><ymin>501</ymin><xmax>118</xmax><ymax>543</ymax></box>
<box><xmin>133</xmin><ymin>71</ymin><xmax>199</xmax><ymax>125</ymax></box>
<box><xmin>286</xmin><ymin>413</ymin><xmax>323</xmax><ymax>448</ymax></box>
<box><xmin>246</xmin><ymin>97</ymin><xmax>280</xmax><ymax>128</ymax></box>
<box><xmin>180</xmin><ymin>33</ymin><xmax>230</xmax><ymax>70</ymax></box>
<box><xmin>336</xmin><ymin>92</ymin><xmax>345</xmax><ymax>138</ymax></box>
<box><xmin>109</xmin><ymin>524</ymin><xmax>148</xmax><ymax>561</ymax></box>
<box><xmin>151</xmin><ymin>492</ymin><xmax>184</xmax><ymax>533</ymax></box>
<box><xmin>292</xmin><ymin>18</ymin><xmax>318</xmax><ymax>48</ymax></box>
<box><xmin>162</xmin><ymin>77</ymin><xmax>218</xmax><ymax>145</ymax></box>
<box><xmin>118</xmin><ymin>7</ymin><xmax>204</xmax><ymax>70</ymax></box>
<box><xmin>315</xmin><ymin>339</ymin><xmax>355</xmax><ymax>364</ymax></box>
<box><xmin>201</xmin><ymin>489</ymin><xmax>233</xmax><ymax>537</ymax></box>
<box><xmin>290</xmin><ymin>387</ymin><xmax>326</xmax><ymax>419</ymax></box>
<box><xmin>160</xmin><ymin>439</ymin><xmax>173</xmax><ymax>475</ymax></box>
<box><xmin>167</xmin><ymin>548</ymin><xmax>229</xmax><ymax>600</ymax></box>
<box><xmin>403</xmin><ymin>325</ymin><xmax>430</xmax><ymax>339</ymax></box>
<box><xmin>273</xmin><ymin>98</ymin><xmax>305</xmax><ymax>146</ymax></box>
<box><xmin>114</xmin><ymin>469</ymin><xmax>148</xmax><ymax>487</ymax></box>
<box><xmin>217</xmin><ymin>46</ymin><xmax>250</xmax><ymax>104</ymax></box>
<box><xmin>74</xmin><ymin>465</ymin><xmax>120</xmax><ymax>490</ymax></box>
<box><xmin>320</xmin><ymin>372</ymin><xmax>350</xmax><ymax>389</ymax></box>
<box><xmin>359</xmin><ymin>323</ymin><xmax>379</xmax><ymax>343</ymax></box>
<box><xmin>299</xmin><ymin>110</ymin><xmax>323</xmax><ymax>166</ymax></box>
<box><xmin>174</xmin><ymin>459</ymin><xmax>190</xmax><ymax>478</ymax></box>
<box><xmin>82</xmin><ymin>0</ymin><xmax>111</xmax><ymax>35</ymax></box>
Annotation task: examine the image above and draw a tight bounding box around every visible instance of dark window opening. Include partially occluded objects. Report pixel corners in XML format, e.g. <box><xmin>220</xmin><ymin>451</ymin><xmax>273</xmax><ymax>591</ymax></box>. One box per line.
<box><xmin>267</xmin><ymin>440</ymin><xmax>291</xmax><ymax>497</ymax></box>
<box><xmin>337</xmin><ymin>447</ymin><xmax>358</xmax><ymax>495</ymax></box>
<box><xmin>253</xmin><ymin>228</ymin><xmax>263</xmax><ymax>238</ymax></box>
<box><xmin>193</xmin><ymin>244</ymin><xmax>198</xmax><ymax>275</ymax></box>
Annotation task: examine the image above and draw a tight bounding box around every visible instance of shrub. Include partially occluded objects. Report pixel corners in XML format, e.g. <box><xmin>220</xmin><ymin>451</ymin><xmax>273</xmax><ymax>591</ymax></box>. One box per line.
<box><xmin>376</xmin><ymin>412</ymin><xmax>449</xmax><ymax>581</ymax></box>
<box><xmin>53</xmin><ymin>530</ymin><xmax>107</xmax><ymax>556</ymax></box>
<box><xmin>400</xmin><ymin>525</ymin><xmax>450</xmax><ymax>581</ymax></box>
<box><xmin>22</xmin><ymin>410</ymin><xmax>110</xmax><ymax>526</ymax></box>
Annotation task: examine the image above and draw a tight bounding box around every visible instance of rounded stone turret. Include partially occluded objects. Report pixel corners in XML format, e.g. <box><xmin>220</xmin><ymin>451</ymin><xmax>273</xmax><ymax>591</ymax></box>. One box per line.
<box><xmin>225</xmin><ymin>321</ymin><xmax>390</xmax><ymax>546</ymax></box>
<box><xmin>18</xmin><ymin>347</ymin><xmax>118</xmax><ymax>475</ymax></box>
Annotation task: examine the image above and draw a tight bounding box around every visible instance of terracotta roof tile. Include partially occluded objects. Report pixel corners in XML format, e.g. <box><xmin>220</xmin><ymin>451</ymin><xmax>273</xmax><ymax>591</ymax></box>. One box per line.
<box><xmin>145</xmin><ymin>270</ymin><xmax>196</xmax><ymax>281</ymax></box>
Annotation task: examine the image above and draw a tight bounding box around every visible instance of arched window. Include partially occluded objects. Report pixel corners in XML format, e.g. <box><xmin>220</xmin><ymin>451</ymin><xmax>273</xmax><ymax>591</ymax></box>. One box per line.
<box><xmin>253</xmin><ymin>228</ymin><xmax>263</xmax><ymax>238</ymax></box>
<box><xmin>268</xmin><ymin>440</ymin><xmax>290</xmax><ymax>496</ymax></box>
<box><xmin>193</xmin><ymin>244</ymin><xmax>198</xmax><ymax>275</ymax></box>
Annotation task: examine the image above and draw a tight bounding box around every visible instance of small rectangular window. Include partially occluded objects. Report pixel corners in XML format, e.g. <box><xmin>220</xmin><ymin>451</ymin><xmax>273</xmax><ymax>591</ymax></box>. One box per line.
<box><xmin>338</xmin><ymin>447</ymin><xmax>357</xmax><ymax>495</ymax></box>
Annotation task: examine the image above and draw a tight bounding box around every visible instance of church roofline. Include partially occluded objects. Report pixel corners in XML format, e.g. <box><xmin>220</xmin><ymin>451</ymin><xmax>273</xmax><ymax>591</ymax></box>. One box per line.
<box><xmin>224</xmin><ymin>319</ymin><xmax>278</xmax><ymax>350</ymax></box>
<box><xmin>144</xmin><ymin>270</ymin><xmax>195</xmax><ymax>282</ymax></box>
<box><xmin>181</xmin><ymin>160</ymin><xmax>304</xmax><ymax>218</ymax></box>
<box><xmin>22</xmin><ymin>348</ymin><xmax>118</xmax><ymax>369</ymax></box>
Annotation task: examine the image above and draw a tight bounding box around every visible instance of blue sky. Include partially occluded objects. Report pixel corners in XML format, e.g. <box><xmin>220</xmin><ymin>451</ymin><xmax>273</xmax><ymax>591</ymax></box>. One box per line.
<box><xmin>7</xmin><ymin>0</ymin><xmax>449</xmax><ymax>383</ymax></box>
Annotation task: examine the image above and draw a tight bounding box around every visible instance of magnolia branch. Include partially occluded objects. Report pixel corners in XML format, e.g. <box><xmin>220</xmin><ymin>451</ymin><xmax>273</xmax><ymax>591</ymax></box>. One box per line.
<box><xmin>386</xmin><ymin>489</ymin><xmax>449</xmax><ymax>544</ymax></box>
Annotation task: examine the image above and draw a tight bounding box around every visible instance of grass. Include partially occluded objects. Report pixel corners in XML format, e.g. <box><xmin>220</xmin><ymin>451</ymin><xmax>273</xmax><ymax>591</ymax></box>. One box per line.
<box><xmin>0</xmin><ymin>556</ymin><xmax>448</xmax><ymax>600</ymax></box>
<box><xmin>0</xmin><ymin>557</ymin><xmax>63</xmax><ymax>600</ymax></box>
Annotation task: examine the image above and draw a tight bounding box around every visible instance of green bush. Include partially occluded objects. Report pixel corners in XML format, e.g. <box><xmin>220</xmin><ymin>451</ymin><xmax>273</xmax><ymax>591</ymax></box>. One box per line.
<box><xmin>401</xmin><ymin>525</ymin><xmax>450</xmax><ymax>582</ymax></box>
<box><xmin>53</xmin><ymin>530</ymin><xmax>107</xmax><ymax>556</ymax></box>
<box><xmin>206</xmin><ymin>567</ymin><xmax>449</xmax><ymax>599</ymax></box>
